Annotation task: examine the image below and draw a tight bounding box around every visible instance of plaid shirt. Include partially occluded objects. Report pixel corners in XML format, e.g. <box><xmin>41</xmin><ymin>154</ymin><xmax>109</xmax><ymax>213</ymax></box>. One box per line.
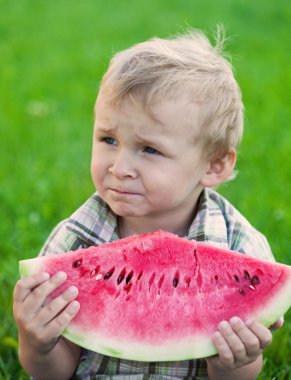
<box><xmin>39</xmin><ymin>188</ymin><xmax>274</xmax><ymax>379</ymax></box>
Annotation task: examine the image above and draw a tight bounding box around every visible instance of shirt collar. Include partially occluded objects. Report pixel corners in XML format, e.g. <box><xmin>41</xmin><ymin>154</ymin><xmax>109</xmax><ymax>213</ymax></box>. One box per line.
<box><xmin>187</xmin><ymin>189</ymin><xmax>229</xmax><ymax>249</ymax></box>
<box><xmin>69</xmin><ymin>189</ymin><xmax>229</xmax><ymax>249</ymax></box>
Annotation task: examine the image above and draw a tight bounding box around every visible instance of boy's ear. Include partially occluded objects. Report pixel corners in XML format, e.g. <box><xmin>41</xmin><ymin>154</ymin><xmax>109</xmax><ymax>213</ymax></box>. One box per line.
<box><xmin>200</xmin><ymin>149</ymin><xmax>237</xmax><ymax>188</ymax></box>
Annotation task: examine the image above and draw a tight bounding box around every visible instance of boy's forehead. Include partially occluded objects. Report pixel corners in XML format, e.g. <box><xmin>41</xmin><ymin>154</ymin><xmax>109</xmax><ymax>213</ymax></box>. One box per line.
<box><xmin>95</xmin><ymin>92</ymin><xmax>201</xmax><ymax>131</ymax></box>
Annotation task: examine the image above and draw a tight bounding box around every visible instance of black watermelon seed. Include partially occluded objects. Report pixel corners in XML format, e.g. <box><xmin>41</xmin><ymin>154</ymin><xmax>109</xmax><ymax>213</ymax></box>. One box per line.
<box><xmin>234</xmin><ymin>275</ymin><xmax>240</xmax><ymax>282</ymax></box>
<box><xmin>244</xmin><ymin>271</ymin><xmax>250</xmax><ymax>280</ymax></box>
<box><xmin>173</xmin><ymin>278</ymin><xmax>179</xmax><ymax>287</ymax></box>
<box><xmin>251</xmin><ymin>276</ymin><xmax>260</xmax><ymax>285</ymax></box>
<box><xmin>117</xmin><ymin>268</ymin><xmax>126</xmax><ymax>284</ymax></box>
<box><xmin>72</xmin><ymin>259</ymin><xmax>82</xmax><ymax>268</ymax></box>
<box><xmin>104</xmin><ymin>268</ymin><xmax>115</xmax><ymax>280</ymax></box>
<box><xmin>104</xmin><ymin>272</ymin><xmax>112</xmax><ymax>280</ymax></box>
<box><xmin>126</xmin><ymin>271</ymin><xmax>134</xmax><ymax>284</ymax></box>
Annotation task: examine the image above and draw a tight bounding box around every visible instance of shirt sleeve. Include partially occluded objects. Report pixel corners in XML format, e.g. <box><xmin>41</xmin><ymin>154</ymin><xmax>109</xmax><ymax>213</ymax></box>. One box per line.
<box><xmin>207</xmin><ymin>189</ymin><xmax>275</xmax><ymax>262</ymax></box>
<box><xmin>38</xmin><ymin>219</ymin><xmax>85</xmax><ymax>257</ymax></box>
<box><xmin>228</xmin><ymin>220</ymin><xmax>275</xmax><ymax>262</ymax></box>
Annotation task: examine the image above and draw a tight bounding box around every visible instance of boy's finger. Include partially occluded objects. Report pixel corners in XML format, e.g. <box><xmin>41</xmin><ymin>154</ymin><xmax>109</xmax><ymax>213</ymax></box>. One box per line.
<box><xmin>21</xmin><ymin>272</ymin><xmax>68</xmax><ymax>316</ymax></box>
<box><xmin>47</xmin><ymin>301</ymin><xmax>80</xmax><ymax>337</ymax></box>
<box><xmin>245</xmin><ymin>320</ymin><xmax>273</xmax><ymax>350</ymax></box>
<box><xmin>14</xmin><ymin>272</ymin><xmax>50</xmax><ymax>303</ymax></box>
<box><xmin>228</xmin><ymin>317</ymin><xmax>260</xmax><ymax>357</ymax></box>
<box><xmin>212</xmin><ymin>330</ymin><xmax>235</xmax><ymax>368</ymax></box>
<box><xmin>39</xmin><ymin>286</ymin><xmax>79</xmax><ymax>325</ymax></box>
<box><xmin>218</xmin><ymin>320</ymin><xmax>246</xmax><ymax>362</ymax></box>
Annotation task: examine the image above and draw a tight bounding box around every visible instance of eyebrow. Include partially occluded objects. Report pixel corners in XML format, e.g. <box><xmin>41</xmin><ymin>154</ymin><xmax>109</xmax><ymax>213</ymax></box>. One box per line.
<box><xmin>94</xmin><ymin>124</ymin><xmax>117</xmax><ymax>134</ymax></box>
<box><xmin>135</xmin><ymin>134</ymin><xmax>170</xmax><ymax>151</ymax></box>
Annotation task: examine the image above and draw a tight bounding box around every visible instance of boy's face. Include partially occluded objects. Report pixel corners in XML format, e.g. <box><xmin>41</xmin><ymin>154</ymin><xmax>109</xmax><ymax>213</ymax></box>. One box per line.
<box><xmin>91</xmin><ymin>95</ymin><xmax>210</xmax><ymax>224</ymax></box>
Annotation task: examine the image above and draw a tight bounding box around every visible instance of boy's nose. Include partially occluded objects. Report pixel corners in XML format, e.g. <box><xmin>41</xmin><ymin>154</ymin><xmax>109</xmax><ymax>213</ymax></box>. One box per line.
<box><xmin>108</xmin><ymin>151</ymin><xmax>137</xmax><ymax>179</ymax></box>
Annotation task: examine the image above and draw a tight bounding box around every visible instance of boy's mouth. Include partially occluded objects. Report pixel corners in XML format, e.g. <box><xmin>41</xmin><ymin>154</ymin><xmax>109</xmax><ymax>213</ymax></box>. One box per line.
<box><xmin>109</xmin><ymin>188</ymin><xmax>140</xmax><ymax>196</ymax></box>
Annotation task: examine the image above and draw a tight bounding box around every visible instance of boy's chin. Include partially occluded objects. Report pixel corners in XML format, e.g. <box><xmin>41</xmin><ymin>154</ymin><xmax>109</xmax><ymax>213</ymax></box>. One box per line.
<box><xmin>107</xmin><ymin>202</ymin><xmax>141</xmax><ymax>217</ymax></box>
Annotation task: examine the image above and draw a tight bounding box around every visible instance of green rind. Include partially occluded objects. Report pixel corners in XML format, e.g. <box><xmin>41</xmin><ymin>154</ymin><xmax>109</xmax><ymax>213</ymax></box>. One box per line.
<box><xmin>19</xmin><ymin>263</ymin><xmax>30</xmax><ymax>277</ymax></box>
<box><xmin>19</xmin><ymin>258</ymin><xmax>43</xmax><ymax>277</ymax></box>
<box><xmin>62</xmin><ymin>327</ymin><xmax>217</xmax><ymax>361</ymax></box>
<box><xmin>62</xmin><ymin>329</ymin><xmax>124</xmax><ymax>358</ymax></box>
<box><xmin>251</xmin><ymin>271</ymin><xmax>291</xmax><ymax>327</ymax></box>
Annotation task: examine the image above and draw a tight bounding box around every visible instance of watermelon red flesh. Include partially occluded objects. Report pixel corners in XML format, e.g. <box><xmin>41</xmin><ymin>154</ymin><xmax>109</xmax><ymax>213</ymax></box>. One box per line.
<box><xmin>19</xmin><ymin>230</ymin><xmax>291</xmax><ymax>361</ymax></box>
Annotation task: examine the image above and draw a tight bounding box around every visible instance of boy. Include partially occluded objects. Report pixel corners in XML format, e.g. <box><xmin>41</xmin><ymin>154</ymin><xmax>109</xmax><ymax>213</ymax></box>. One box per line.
<box><xmin>13</xmin><ymin>29</ymin><xmax>282</xmax><ymax>380</ymax></box>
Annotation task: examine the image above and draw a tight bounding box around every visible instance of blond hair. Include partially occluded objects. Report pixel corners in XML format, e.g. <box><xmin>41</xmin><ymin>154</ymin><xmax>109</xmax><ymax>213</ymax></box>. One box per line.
<box><xmin>97</xmin><ymin>28</ymin><xmax>244</xmax><ymax>161</ymax></box>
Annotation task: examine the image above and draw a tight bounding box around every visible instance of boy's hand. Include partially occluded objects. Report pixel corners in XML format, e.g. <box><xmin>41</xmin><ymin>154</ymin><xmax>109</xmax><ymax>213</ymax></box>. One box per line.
<box><xmin>206</xmin><ymin>317</ymin><xmax>273</xmax><ymax>371</ymax></box>
<box><xmin>13</xmin><ymin>271</ymin><xmax>80</xmax><ymax>355</ymax></box>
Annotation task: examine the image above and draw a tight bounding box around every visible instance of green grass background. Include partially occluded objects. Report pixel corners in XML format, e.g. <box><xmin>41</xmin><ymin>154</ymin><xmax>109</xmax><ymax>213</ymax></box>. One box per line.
<box><xmin>0</xmin><ymin>0</ymin><xmax>290</xmax><ymax>378</ymax></box>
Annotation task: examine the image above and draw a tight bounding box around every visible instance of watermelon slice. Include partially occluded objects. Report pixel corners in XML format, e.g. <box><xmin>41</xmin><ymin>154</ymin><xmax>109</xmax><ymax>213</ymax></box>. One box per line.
<box><xmin>19</xmin><ymin>230</ymin><xmax>291</xmax><ymax>361</ymax></box>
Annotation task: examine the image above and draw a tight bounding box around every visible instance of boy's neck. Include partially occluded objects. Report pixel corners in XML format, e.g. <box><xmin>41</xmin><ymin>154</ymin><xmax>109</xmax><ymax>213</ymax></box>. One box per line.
<box><xmin>117</xmin><ymin>203</ymin><xmax>200</xmax><ymax>238</ymax></box>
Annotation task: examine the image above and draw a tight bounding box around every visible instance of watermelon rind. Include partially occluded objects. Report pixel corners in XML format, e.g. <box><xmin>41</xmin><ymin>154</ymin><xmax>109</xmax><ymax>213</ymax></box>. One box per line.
<box><xmin>62</xmin><ymin>327</ymin><xmax>218</xmax><ymax>361</ymax></box>
<box><xmin>248</xmin><ymin>272</ymin><xmax>291</xmax><ymax>327</ymax></box>
<box><xmin>19</xmin><ymin>258</ymin><xmax>43</xmax><ymax>278</ymax></box>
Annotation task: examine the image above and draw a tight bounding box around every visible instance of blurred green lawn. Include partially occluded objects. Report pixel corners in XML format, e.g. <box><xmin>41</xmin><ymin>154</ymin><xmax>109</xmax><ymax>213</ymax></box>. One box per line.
<box><xmin>0</xmin><ymin>0</ymin><xmax>290</xmax><ymax>378</ymax></box>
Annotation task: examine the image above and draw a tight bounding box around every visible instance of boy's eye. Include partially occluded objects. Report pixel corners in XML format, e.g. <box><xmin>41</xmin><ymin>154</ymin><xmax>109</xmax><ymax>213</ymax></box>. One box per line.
<box><xmin>143</xmin><ymin>146</ymin><xmax>160</xmax><ymax>155</ymax></box>
<box><xmin>103</xmin><ymin>137</ymin><xmax>117</xmax><ymax>145</ymax></box>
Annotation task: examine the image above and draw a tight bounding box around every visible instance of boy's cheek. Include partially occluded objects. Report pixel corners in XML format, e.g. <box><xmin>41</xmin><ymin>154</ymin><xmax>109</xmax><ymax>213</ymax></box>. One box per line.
<box><xmin>90</xmin><ymin>162</ymin><xmax>101</xmax><ymax>184</ymax></box>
